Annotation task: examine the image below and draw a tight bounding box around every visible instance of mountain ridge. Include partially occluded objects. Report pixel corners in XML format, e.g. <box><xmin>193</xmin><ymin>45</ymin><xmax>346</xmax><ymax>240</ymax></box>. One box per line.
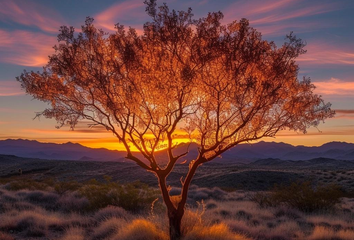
<box><xmin>0</xmin><ymin>139</ymin><xmax>353</xmax><ymax>162</ymax></box>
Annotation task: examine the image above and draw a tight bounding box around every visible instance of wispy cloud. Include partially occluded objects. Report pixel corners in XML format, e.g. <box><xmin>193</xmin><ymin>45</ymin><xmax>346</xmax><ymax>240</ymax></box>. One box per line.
<box><xmin>222</xmin><ymin>0</ymin><xmax>336</xmax><ymax>36</ymax></box>
<box><xmin>298</xmin><ymin>41</ymin><xmax>354</xmax><ymax>66</ymax></box>
<box><xmin>0</xmin><ymin>81</ymin><xmax>23</xmax><ymax>96</ymax></box>
<box><xmin>334</xmin><ymin>109</ymin><xmax>354</xmax><ymax>119</ymax></box>
<box><xmin>0</xmin><ymin>1</ymin><xmax>65</xmax><ymax>33</ymax></box>
<box><xmin>0</xmin><ymin>107</ymin><xmax>32</xmax><ymax>113</ymax></box>
<box><xmin>0</xmin><ymin>30</ymin><xmax>56</xmax><ymax>67</ymax></box>
<box><xmin>94</xmin><ymin>0</ymin><xmax>146</xmax><ymax>34</ymax></box>
<box><xmin>313</xmin><ymin>78</ymin><xmax>354</xmax><ymax>95</ymax></box>
<box><xmin>22</xmin><ymin>127</ymin><xmax>109</xmax><ymax>135</ymax></box>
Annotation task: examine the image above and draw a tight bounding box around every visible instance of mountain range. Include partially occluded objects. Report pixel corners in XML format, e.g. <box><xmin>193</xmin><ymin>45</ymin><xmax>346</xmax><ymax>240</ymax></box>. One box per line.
<box><xmin>0</xmin><ymin>139</ymin><xmax>354</xmax><ymax>162</ymax></box>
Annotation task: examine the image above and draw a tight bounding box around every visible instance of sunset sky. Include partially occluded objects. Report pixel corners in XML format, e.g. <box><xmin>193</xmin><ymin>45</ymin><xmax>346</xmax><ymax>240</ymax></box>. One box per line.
<box><xmin>0</xmin><ymin>0</ymin><xmax>353</xmax><ymax>150</ymax></box>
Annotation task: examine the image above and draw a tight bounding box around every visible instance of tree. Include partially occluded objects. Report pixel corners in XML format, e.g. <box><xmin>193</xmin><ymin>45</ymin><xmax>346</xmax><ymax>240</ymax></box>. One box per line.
<box><xmin>17</xmin><ymin>1</ymin><xmax>334</xmax><ymax>239</ymax></box>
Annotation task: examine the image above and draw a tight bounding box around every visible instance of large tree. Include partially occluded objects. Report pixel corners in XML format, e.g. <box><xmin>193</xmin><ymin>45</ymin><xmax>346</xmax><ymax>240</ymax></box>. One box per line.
<box><xmin>17</xmin><ymin>1</ymin><xmax>334</xmax><ymax>239</ymax></box>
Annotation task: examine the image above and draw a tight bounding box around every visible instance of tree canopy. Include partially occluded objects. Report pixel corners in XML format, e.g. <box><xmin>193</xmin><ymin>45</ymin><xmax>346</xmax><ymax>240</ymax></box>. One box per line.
<box><xmin>17</xmin><ymin>1</ymin><xmax>334</xmax><ymax>239</ymax></box>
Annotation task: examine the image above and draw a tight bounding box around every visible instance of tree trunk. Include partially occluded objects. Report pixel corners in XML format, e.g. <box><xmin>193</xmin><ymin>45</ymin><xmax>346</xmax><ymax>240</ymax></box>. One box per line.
<box><xmin>168</xmin><ymin>208</ymin><xmax>184</xmax><ymax>240</ymax></box>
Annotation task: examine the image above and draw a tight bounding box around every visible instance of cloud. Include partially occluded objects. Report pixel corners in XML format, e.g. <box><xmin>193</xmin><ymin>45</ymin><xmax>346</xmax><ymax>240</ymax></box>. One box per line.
<box><xmin>298</xmin><ymin>41</ymin><xmax>354</xmax><ymax>66</ymax></box>
<box><xmin>333</xmin><ymin>109</ymin><xmax>354</xmax><ymax>119</ymax></box>
<box><xmin>222</xmin><ymin>0</ymin><xmax>336</xmax><ymax>36</ymax></box>
<box><xmin>276</xmin><ymin>128</ymin><xmax>354</xmax><ymax>137</ymax></box>
<box><xmin>94</xmin><ymin>0</ymin><xmax>147</xmax><ymax>34</ymax></box>
<box><xmin>312</xmin><ymin>78</ymin><xmax>354</xmax><ymax>95</ymax></box>
<box><xmin>0</xmin><ymin>1</ymin><xmax>65</xmax><ymax>33</ymax></box>
<box><xmin>0</xmin><ymin>81</ymin><xmax>25</xmax><ymax>97</ymax></box>
<box><xmin>0</xmin><ymin>107</ymin><xmax>32</xmax><ymax>113</ymax></box>
<box><xmin>335</xmin><ymin>110</ymin><xmax>354</xmax><ymax>114</ymax></box>
<box><xmin>0</xmin><ymin>81</ymin><xmax>24</xmax><ymax>96</ymax></box>
<box><xmin>22</xmin><ymin>127</ymin><xmax>108</xmax><ymax>135</ymax></box>
<box><xmin>0</xmin><ymin>30</ymin><xmax>57</xmax><ymax>67</ymax></box>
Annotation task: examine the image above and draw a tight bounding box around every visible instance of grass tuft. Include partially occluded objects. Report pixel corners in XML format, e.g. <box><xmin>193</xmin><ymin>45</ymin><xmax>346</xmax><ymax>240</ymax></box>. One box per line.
<box><xmin>115</xmin><ymin>219</ymin><xmax>169</xmax><ymax>240</ymax></box>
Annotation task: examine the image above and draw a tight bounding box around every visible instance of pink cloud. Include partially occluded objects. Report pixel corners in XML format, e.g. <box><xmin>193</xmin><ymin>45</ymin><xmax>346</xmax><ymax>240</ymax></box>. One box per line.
<box><xmin>298</xmin><ymin>41</ymin><xmax>354</xmax><ymax>66</ymax></box>
<box><xmin>0</xmin><ymin>1</ymin><xmax>65</xmax><ymax>33</ymax></box>
<box><xmin>250</xmin><ymin>5</ymin><xmax>333</xmax><ymax>25</ymax></box>
<box><xmin>222</xmin><ymin>0</ymin><xmax>336</xmax><ymax>36</ymax></box>
<box><xmin>0</xmin><ymin>30</ymin><xmax>56</xmax><ymax>67</ymax></box>
<box><xmin>333</xmin><ymin>110</ymin><xmax>354</xmax><ymax>120</ymax></box>
<box><xmin>252</xmin><ymin>21</ymin><xmax>323</xmax><ymax>37</ymax></box>
<box><xmin>94</xmin><ymin>0</ymin><xmax>147</xmax><ymax>34</ymax></box>
<box><xmin>0</xmin><ymin>81</ymin><xmax>24</xmax><ymax>96</ymax></box>
<box><xmin>312</xmin><ymin>78</ymin><xmax>354</xmax><ymax>96</ymax></box>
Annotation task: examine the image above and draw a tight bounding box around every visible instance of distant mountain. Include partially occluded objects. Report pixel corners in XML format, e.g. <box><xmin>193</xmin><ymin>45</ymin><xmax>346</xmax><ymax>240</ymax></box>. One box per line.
<box><xmin>249</xmin><ymin>157</ymin><xmax>354</xmax><ymax>169</ymax></box>
<box><xmin>222</xmin><ymin>141</ymin><xmax>354</xmax><ymax>161</ymax></box>
<box><xmin>0</xmin><ymin>139</ymin><xmax>126</xmax><ymax>161</ymax></box>
<box><xmin>0</xmin><ymin>139</ymin><xmax>353</xmax><ymax>163</ymax></box>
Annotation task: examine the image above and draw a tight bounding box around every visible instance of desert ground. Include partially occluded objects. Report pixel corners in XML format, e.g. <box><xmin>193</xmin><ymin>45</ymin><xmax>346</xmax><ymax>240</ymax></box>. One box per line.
<box><xmin>0</xmin><ymin>155</ymin><xmax>354</xmax><ymax>240</ymax></box>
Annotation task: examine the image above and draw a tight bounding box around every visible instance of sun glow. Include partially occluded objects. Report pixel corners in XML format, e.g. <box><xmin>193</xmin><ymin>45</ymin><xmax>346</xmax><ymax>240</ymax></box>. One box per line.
<box><xmin>79</xmin><ymin>137</ymin><xmax>195</xmax><ymax>152</ymax></box>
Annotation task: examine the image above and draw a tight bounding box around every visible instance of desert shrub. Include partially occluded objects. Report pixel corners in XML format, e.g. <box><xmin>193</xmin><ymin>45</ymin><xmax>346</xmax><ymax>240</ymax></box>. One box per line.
<box><xmin>56</xmin><ymin>192</ymin><xmax>89</xmax><ymax>212</ymax></box>
<box><xmin>206</xmin><ymin>202</ymin><xmax>217</xmax><ymax>210</ymax></box>
<box><xmin>189</xmin><ymin>187</ymin><xmax>227</xmax><ymax>201</ymax></box>
<box><xmin>118</xmin><ymin>181</ymin><xmax>159</xmax><ymax>212</ymax></box>
<box><xmin>78</xmin><ymin>179</ymin><xmax>120</xmax><ymax>211</ymax></box>
<box><xmin>273</xmin><ymin>207</ymin><xmax>302</xmax><ymax>220</ymax></box>
<box><xmin>114</xmin><ymin>219</ymin><xmax>168</xmax><ymax>240</ymax></box>
<box><xmin>235</xmin><ymin>210</ymin><xmax>252</xmax><ymax>220</ymax></box>
<box><xmin>92</xmin><ymin>217</ymin><xmax>127</xmax><ymax>239</ymax></box>
<box><xmin>11</xmin><ymin>201</ymin><xmax>36</xmax><ymax>211</ymax></box>
<box><xmin>79</xmin><ymin>179</ymin><xmax>158</xmax><ymax>212</ymax></box>
<box><xmin>94</xmin><ymin>205</ymin><xmax>131</xmax><ymax>222</ymax></box>
<box><xmin>60</xmin><ymin>227</ymin><xmax>86</xmax><ymax>240</ymax></box>
<box><xmin>54</xmin><ymin>180</ymin><xmax>81</xmax><ymax>195</ymax></box>
<box><xmin>4</xmin><ymin>178</ymin><xmax>53</xmax><ymax>191</ymax></box>
<box><xmin>192</xmin><ymin>190</ymin><xmax>209</xmax><ymax>201</ymax></box>
<box><xmin>0</xmin><ymin>210</ymin><xmax>49</xmax><ymax>238</ymax></box>
<box><xmin>183</xmin><ymin>223</ymin><xmax>250</xmax><ymax>240</ymax></box>
<box><xmin>23</xmin><ymin>190</ymin><xmax>59</xmax><ymax>203</ymax></box>
<box><xmin>1</xmin><ymin>192</ymin><xmax>17</xmax><ymax>203</ymax></box>
<box><xmin>272</xmin><ymin>181</ymin><xmax>342</xmax><ymax>212</ymax></box>
<box><xmin>308</xmin><ymin>226</ymin><xmax>354</xmax><ymax>240</ymax></box>
<box><xmin>250</xmin><ymin>192</ymin><xmax>275</xmax><ymax>208</ymax></box>
<box><xmin>181</xmin><ymin>206</ymin><xmax>206</xmax><ymax>236</ymax></box>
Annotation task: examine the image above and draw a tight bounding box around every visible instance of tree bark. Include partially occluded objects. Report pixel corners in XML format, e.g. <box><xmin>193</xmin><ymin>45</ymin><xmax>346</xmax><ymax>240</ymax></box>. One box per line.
<box><xmin>168</xmin><ymin>208</ymin><xmax>184</xmax><ymax>240</ymax></box>
<box><xmin>157</xmin><ymin>173</ymin><xmax>186</xmax><ymax>240</ymax></box>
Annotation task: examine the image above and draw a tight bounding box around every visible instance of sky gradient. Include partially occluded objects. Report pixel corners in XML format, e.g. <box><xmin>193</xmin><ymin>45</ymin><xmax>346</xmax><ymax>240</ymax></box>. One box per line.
<box><xmin>0</xmin><ymin>0</ymin><xmax>353</xmax><ymax>150</ymax></box>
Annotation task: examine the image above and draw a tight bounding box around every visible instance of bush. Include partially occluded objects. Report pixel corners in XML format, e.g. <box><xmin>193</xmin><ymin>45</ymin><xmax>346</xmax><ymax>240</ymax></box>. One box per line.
<box><xmin>5</xmin><ymin>178</ymin><xmax>54</xmax><ymax>191</ymax></box>
<box><xmin>54</xmin><ymin>181</ymin><xmax>81</xmax><ymax>195</ymax></box>
<box><xmin>183</xmin><ymin>223</ymin><xmax>250</xmax><ymax>240</ymax></box>
<box><xmin>250</xmin><ymin>192</ymin><xmax>275</xmax><ymax>208</ymax></box>
<box><xmin>78</xmin><ymin>178</ymin><xmax>159</xmax><ymax>212</ymax></box>
<box><xmin>94</xmin><ymin>205</ymin><xmax>131</xmax><ymax>222</ymax></box>
<box><xmin>115</xmin><ymin>219</ymin><xmax>168</xmax><ymax>240</ymax></box>
<box><xmin>271</xmin><ymin>181</ymin><xmax>342</xmax><ymax>212</ymax></box>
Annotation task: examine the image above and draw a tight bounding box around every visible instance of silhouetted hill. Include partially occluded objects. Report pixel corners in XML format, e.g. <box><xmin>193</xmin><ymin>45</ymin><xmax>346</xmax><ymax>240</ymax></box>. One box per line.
<box><xmin>0</xmin><ymin>139</ymin><xmax>353</xmax><ymax>163</ymax></box>
<box><xmin>250</xmin><ymin>157</ymin><xmax>354</xmax><ymax>169</ymax></box>
<box><xmin>0</xmin><ymin>139</ymin><xmax>125</xmax><ymax>161</ymax></box>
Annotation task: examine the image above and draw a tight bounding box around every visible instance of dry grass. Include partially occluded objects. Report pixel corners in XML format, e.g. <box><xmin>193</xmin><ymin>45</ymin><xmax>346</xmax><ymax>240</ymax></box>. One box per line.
<box><xmin>60</xmin><ymin>227</ymin><xmax>86</xmax><ymax>240</ymax></box>
<box><xmin>308</xmin><ymin>226</ymin><xmax>354</xmax><ymax>240</ymax></box>
<box><xmin>0</xmin><ymin>183</ymin><xmax>354</xmax><ymax>240</ymax></box>
<box><xmin>183</xmin><ymin>223</ymin><xmax>251</xmax><ymax>240</ymax></box>
<box><xmin>113</xmin><ymin>219</ymin><xmax>169</xmax><ymax>240</ymax></box>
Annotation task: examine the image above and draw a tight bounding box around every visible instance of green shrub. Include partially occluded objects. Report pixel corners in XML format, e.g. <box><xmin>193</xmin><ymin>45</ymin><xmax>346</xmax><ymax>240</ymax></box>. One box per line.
<box><xmin>250</xmin><ymin>192</ymin><xmax>275</xmax><ymax>208</ymax></box>
<box><xmin>5</xmin><ymin>178</ymin><xmax>54</xmax><ymax>191</ymax></box>
<box><xmin>271</xmin><ymin>181</ymin><xmax>342</xmax><ymax>212</ymax></box>
<box><xmin>78</xmin><ymin>178</ymin><xmax>159</xmax><ymax>212</ymax></box>
<box><xmin>54</xmin><ymin>180</ymin><xmax>81</xmax><ymax>195</ymax></box>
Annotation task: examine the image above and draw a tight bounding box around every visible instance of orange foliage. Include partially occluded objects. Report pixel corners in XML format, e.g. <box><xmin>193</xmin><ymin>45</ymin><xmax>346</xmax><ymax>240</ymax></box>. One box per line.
<box><xmin>17</xmin><ymin>1</ymin><xmax>334</xmax><ymax>239</ymax></box>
